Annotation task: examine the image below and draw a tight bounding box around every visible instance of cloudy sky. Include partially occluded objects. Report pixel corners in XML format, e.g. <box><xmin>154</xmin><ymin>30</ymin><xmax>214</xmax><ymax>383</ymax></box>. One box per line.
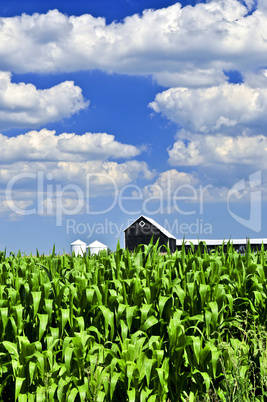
<box><xmin>0</xmin><ymin>0</ymin><xmax>266</xmax><ymax>253</ymax></box>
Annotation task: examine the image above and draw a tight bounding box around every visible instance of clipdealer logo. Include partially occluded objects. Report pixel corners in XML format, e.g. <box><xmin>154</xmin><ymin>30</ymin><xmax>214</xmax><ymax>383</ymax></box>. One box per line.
<box><xmin>227</xmin><ymin>171</ymin><xmax>261</xmax><ymax>232</ymax></box>
<box><xmin>4</xmin><ymin>172</ymin><xmax>212</xmax><ymax>225</ymax></box>
<box><xmin>4</xmin><ymin>170</ymin><xmax>263</xmax><ymax>233</ymax></box>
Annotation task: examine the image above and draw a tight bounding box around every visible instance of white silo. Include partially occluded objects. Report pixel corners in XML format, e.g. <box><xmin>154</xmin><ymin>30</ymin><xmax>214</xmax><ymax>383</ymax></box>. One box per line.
<box><xmin>71</xmin><ymin>239</ymin><xmax>87</xmax><ymax>256</ymax></box>
<box><xmin>87</xmin><ymin>240</ymin><xmax>108</xmax><ymax>255</ymax></box>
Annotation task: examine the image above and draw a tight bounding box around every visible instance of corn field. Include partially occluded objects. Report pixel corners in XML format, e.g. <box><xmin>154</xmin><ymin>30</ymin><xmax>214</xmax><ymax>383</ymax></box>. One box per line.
<box><xmin>0</xmin><ymin>241</ymin><xmax>267</xmax><ymax>401</ymax></box>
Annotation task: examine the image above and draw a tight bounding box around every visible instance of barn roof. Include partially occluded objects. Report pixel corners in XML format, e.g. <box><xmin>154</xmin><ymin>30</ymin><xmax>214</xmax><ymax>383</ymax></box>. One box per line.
<box><xmin>250</xmin><ymin>238</ymin><xmax>267</xmax><ymax>244</ymax></box>
<box><xmin>176</xmin><ymin>238</ymin><xmax>267</xmax><ymax>246</ymax></box>
<box><xmin>176</xmin><ymin>239</ymin><xmax>224</xmax><ymax>246</ymax></box>
<box><xmin>124</xmin><ymin>215</ymin><xmax>176</xmax><ymax>240</ymax></box>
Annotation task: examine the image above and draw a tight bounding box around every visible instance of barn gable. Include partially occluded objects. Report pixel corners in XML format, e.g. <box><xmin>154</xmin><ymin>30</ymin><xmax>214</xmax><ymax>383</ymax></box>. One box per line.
<box><xmin>124</xmin><ymin>215</ymin><xmax>176</xmax><ymax>252</ymax></box>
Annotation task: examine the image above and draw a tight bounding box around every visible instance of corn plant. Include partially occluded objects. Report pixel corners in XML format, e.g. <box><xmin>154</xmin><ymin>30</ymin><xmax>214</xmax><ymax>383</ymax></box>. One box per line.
<box><xmin>0</xmin><ymin>242</ymin><xmax>267</xmax><ymax>401</ymax></box>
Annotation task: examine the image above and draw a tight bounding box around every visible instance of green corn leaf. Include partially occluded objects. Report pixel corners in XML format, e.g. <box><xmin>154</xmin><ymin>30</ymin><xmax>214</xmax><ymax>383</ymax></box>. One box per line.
<box><xmin>191</xmin><ymin>336</ymin><xmax>201</xmax><ymax>366</ymax></box>
<box><xmin>139</xmin><ymin>357</ymin><xmax>155</xmax><ymax>386</ymax></box>
<box><xmin>18</xmin><ymin>394</ymin><xmax>28</xmax><ymax>402</ymax></box>
<box><xmin>187</xmin><ymin>282</ymin><xmax>195</xmax><ymax>302</ymax></box>
<box><xmin>44</xmin><ymin>299</ymin><xmax>53</xmax><ymax>320</ymax></box>
<box><xmin>140</xmin><ymin>303</ymin><xmax>153</xmax><ymax>326</ymax></box>
<box><xmin>60</xmin><ymin>308</ymin><xmax>70</xmax><ymax>335</ymax></box>
<box><xmin>28</xmin><ymin>361</ymin><xmax>36</xmax><ymax>385</ymax></box>
<box><xmin>42</xmin><ymin>282</ymin><xmax>52</xmax><ymax>299</ymax></box>
<box><xmin>74</xmin><ymin>316</ymin><xmax>85</xmax><ymax>332</ymax></box>
<box><xmin>36</xmin><ymin>386</ymin><xmax>46</xmax><ymax>402</ymax></box>
<box><xmin>58</xmin><ymin>365</ymin><xmax>67</xmax><ymax>377</ymax></box>
<box><xmin>57</xmin><ymin>377</ymin><xmax>68</xmax><ymax>401</ymax></box>
<box><xmin>127</xmin><ymin>388</ymin><xmax>136</xmax><ymax>402</ymax></box>
<box><xmin>126</xmin><ymin>306</ymin><xmax>137</xmax><ymax>333</ymax></box>
<box><xmin>31</xmin><ymin>291</ymin><xmax>42</xmax><ymax>318</ymax></box>
<box><xmin>64</xmin><ymin>346</ymin><xmax>73</xmax><ymax>374</ymax></box>
<box><xmin>0</xmin><ymin>307</ymin><xmax>9</xmax><ymax>333</ymax></box>
<box><xmin>2</xmin><ymin>341</ymin><xmax>19</xmax><ymax>359</ymax></box>
<box><xmin>147</xmin><ymin>395</ymin><xmax>157</xmax><ymax>402</ymax></box>
<box><xmin>48</xmin><ymin>383</ymin><xmax>58</xmax><ymax>402</ymax></box>
<box><xmin>91</xmin><ymin>285</ymin><xmax>103</xmax><ymax>304</ymax></box>
<box><xmin>174</xmin><ymin>285</ymin><xmax>186</xmax><ymax>309</ymax></box>
<box><xmin>192</xmin><ymin>368</ymin><xmax>211</xmax><ymax>393</ymax></box>
<box><xmin>28</xmin><ymin>393</ymin><xmax>35</xmax><ymax>402</ymax></box>
<box><xmin>204</xmin><ymin>310</ymin><xmax>212</xmax><ymax>337</ymax></box>
<box><xmin>188</xmin><ymin>390</ymin><xmax>196</xmax><ymax>402</ymax></box>
<box><xmin>84</xmin><ymin>287</ymin><xmax>94</xmax><ymax>306</ymax></box>
<box><xmin>116</xmin><ymin>303</ymin><xmax>127</xmax><ymax>324</ymax></box>
<box><xmin>143</xmin><ymin>286</ymin><xmax>151</xmax><ymax>303</ymax></box>
<box><xmin>50</xmin><ymin>326</ymin><xmax>60</xmax><ymax>341</ymax></box>
<box><xmin>99</xmin><ymin>305</ymin><xmax>115</xmax><ymax>340</ymax></box>
<box><xmin>67</xmin><ymin>387</ymin><xmax>78</xmax><ymax>402</ymax></box>
<box><xmin>127</xmin><ymin>344</ymin><xmax>138</xmax><ymax>362</ymax></box>
<box><xmin>208</xmin><ymin>301</ymin><xmax>218</xmax><ymax>329</ymax></box>
<box><xmin>77</xmin><ymin>383</ymin><xmax>87</xmax><ymax>401</ymax></box>
<box><xmin>189</xmin><ymin>314</ymin><xmax>204</xmax><ymax>323</ymax></box>
<box><xmin>239</xmin><ymin>364</ymin><xmax>249</xmax><ymax>378</ymax></box>
<box><xmin>140</xmin><ymin>387</ymin><xmax>153</xmax><ymax>402</ymax></box>
<box><xmin>156</xmin><ymin>359</ymin><xmax>169</xmax><ymax>399</ymax></box>
<box><xmin>62</xmin><ymin>337</ymin><xmax>73</xmax><ymax>357</ymax></box>
<box><xmin>199</xmin><ymin>345</ymin><xmax>211</xmax><ymax>367</ymax></box>
<box><xmin>140</xmin><ymin>315</ymin><xmax>158</xmax><ymax>332</ymax></box>
<box><xmin>15</xmin><ymin>377</ymin><xmax>25</xmax><ymax>401</ymax></box>
<box><xmin>253</xmin><ymin>290</ymin><xmax>264</xmax><ymax>306</ymax></box>
<box><xmin>199</xmin><ymin>284</ymin><xmax>209</xmax><ymax>307</ymax></box>
<box><xmin>126</xmin><ymin>361</ymin><xmax>137</xmax><ymax>390</ymax></box>
<box><xmin>158</xmin><ymin>296</ymin><xmax>171</xmax><ymax>320</ymax></box>
<box><xmin>96</xmin><ymin>390</ymin><xmax>106</xmax><ymax>402</ymax></box>
<box><xmin>7</xmin><ymin>288</ymin><xmax>18</xmax><ymax>306</ymax></box>
<box><xmin>34</xmin><ymin>351</ymin><xmax>45</xmax><ymax>380</ymax></box>
<box><xmin>110</xmin><ymin>371</ymin><xmax>120</xmax><ymax>400</ymax></box>
<box><xmin>88</xmin><ymin>325</ymin><xmax>103</xmax><ymax>342</ymax></box>
<box><xmin>120</xmin><ymin>319</ymin><xmax>129</xmax><ymax>342</ymax></box>
<box><xmin>37</xmin><ymin>314</ymin><xmax>48</xmax><ymax>341</ymax></box>
<box><xmin>9</xmin><ymin>315</ymin><xmax>18</xmax><ymax>336</ymax></box>
<box><xmin>154</xmin><ymin>350</ymin><xmax>164</xmax><ymax>368</ymax></box>
<box><xmin>208</xmin><ymin>343</ymin><xmax>221</xmax><ymax>378</ymax></box>
<box><xmin>224</xmin><ymin>293</ymin><xmax>233</xmax><ymax>315</ymax></box>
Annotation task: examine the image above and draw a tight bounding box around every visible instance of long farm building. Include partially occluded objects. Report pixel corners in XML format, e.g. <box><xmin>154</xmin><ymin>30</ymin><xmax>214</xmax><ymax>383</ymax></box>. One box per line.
<box><xmin>124</xmin><ymin>215</ymin><xmax>267</xmax><ymax>253</ymax></box>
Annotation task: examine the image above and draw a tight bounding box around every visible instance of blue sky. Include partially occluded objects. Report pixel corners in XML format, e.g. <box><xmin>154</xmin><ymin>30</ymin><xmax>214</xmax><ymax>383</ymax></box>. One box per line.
<box><xmin>0</xmin><ymin>0</ymin><xmax>266</xmax><ymax>253</ymax></box>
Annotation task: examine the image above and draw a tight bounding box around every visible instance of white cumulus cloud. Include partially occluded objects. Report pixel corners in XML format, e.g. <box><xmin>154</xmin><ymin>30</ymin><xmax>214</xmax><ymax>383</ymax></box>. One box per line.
<box><xmin>168</xmin><ymin>131</ymin><xmax>267</xmax><ymax>170</ymax></box>
<box><xmin>0</xmin><ymin>129</ymin><xmax>154</xmax><ymax>217</ymax></box>
<box><xmin>143</xmin><ymin>169</ymin><xmax>198</xmax><ymax>198</ymax></box>
<box><xmin>0</xmin><ymin>1</ymin><xmax>265</xmax><ymax>86</ymax></box>
<box><xmin>150</xmin><ymin>83</ymin><xmax>267</xmax><ymax>134</ymax></box>
<box><xmin>153</xmin><ymin>68</ymin><xmax>227</xmax><ymax>88</ymax></box>
<box><xmin>0</xmin><ymin>72</ymin><xmax>88</xmax><ymax>130</ymax></box>
<box><xmin>0</xmin><ymin>129</ymin><xmax>142</xmax><ymax>163</ymax></box>
<box><xmin>0</xmin><ymin>128</ymin><xmax>151</xmax><ymax>187</ymax></box>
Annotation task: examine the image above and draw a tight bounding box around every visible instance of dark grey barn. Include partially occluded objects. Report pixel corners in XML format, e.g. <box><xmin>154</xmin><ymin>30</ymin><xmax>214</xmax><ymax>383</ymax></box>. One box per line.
<box><xmin>124</xmin><ymin>215</ymin><xmax>176</xmax><ymax>253</ymax></box>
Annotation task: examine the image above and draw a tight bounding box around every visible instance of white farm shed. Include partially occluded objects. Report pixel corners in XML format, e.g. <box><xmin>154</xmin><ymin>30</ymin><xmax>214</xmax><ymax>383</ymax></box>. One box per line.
<box><xmin>71</xmin><ymin>239</ymin><xmax>87</xmax><ymax>256</ymax></box>
<box><xmin>87</xmin><ymin>240</ymin><xmax>108</xmax><ymax>255</ymax></box>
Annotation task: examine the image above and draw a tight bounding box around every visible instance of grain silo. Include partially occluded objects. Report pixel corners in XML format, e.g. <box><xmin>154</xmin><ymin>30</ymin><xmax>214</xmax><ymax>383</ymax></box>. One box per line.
<box><xmin>71</xmin><ymin>239</ymin><xmax>87</xmax><ymax>256</ymax></box>
<box><xmin>87</xmin><ymin>240</ymin><xmax>108</xmax><ymax>255</ymax></box>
